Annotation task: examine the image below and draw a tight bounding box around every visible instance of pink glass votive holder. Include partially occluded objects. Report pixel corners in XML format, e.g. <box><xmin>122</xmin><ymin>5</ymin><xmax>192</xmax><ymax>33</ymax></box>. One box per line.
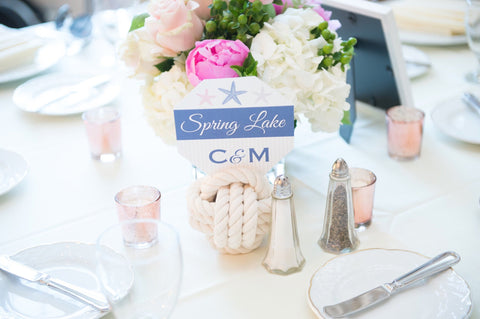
<box><xmin>350</xmin><ymin>167</ymin><xmax>377</xmax><ymax>231</ymax></box>
<box><xmin>114</xmin><ymin>185</ymin><xmax>161</xmax><ymax>247</ymax></box>
<box><xmin>82</xmin><ymin>107</ymin><xmax>122</xmax><ymax>162</ymax></box>
<box><xmin>386</xmin><ymin>106</ymin><xmax>425</xmax><ymax>161</ymax></box>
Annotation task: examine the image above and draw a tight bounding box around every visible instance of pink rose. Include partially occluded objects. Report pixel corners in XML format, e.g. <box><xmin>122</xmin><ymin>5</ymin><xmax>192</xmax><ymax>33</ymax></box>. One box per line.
<box><xmin>186</xmin><ymin>39</ymin><xmax>250</xmax><ymax>86</ymax></box>
<box><xmin>145</xmin><ymin>0</ymin><xmax>203</xmax><ymax>56</ymax></box>
<box><xmin>194</xmin><ymin>0</ymin><xmax>213</xmax><ymax>20</ymax></box>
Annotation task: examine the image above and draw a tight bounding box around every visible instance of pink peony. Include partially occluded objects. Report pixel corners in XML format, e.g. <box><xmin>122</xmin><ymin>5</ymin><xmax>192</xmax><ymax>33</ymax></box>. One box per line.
<box><xmin>145</xmin><ymin>0</ymin><xmax>203</xmax><ymax>56</ymax></box>
<box><xmin>186</xmin><ymin>39</ymin><xmax>250</xmax><ymax>87</ymax></box>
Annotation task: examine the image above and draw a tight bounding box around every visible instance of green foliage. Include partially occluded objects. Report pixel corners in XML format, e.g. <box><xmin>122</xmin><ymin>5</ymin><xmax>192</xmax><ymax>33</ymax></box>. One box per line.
<box><xmin>341</xmin><ymin>110</ymin><xmax>351</xmax><ymax>125</ymax></box>
<box><xmin>231</xmin><ymin>53</ymin><xmax>258</xmax><ymax>76</ymax></box>
<box><xmin>311</xmin><ymin>21</ymin><xmax>357</xmax><ymax>71</ymax></box>
<box><xmin>129</xmin><ymin>13</ymin><xmax>149</xmax><ymax>32</ymax></box>
<box><xmin>204</xmin><ymin>0</ymin><xmax>273</xmax><ymax>47</ymax></box>
<box><xmin>154</xmin><ymin>58</ymin><xmax>175</xmax><ymax>72</ymax></box>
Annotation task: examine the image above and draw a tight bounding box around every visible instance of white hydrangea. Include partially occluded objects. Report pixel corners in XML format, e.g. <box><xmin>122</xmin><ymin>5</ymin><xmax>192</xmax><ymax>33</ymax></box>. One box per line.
<box><xmin>142</xmin><ymin>60</ymin><xmax>193</xmax><ymax>144</ymax></box>
<box><xmin>250</xmin><ymin>7</ymin><xmax>351</xmax><ymax>133</ymax></box>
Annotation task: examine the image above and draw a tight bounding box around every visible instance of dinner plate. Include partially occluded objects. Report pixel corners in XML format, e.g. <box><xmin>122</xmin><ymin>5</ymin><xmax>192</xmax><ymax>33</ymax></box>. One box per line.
<box><xmin>13</xmin><ymin>73</ymin><xmax>120</xmax><ymax>116</ymax></box>
<box><xmin>400</xmin><ymin>31</ymin><xmax>466</xmax><ymax>46</ymax></box>
<box><xmin>0</xmin><ymin>242</ymin><xmax>111</xmax><ymax>319</ymax></box>
<box><xmin>0</xmin><ymin>32</ymin><xmax>66</xmax><ymax>84</ymax></box>
<box><xmin>0</xmin><ymin>149</ymin><xmax>28</xmax><ymax>196</ymax></box>
<box><xmin>308</xmin><ymin>248</ymin><xmax>472</xmax><ymax>319</ymax></box>
<box><xmin>431</xmin><ymin>95</ymin><xmax>480</xmax><ymax>144</ymax></box>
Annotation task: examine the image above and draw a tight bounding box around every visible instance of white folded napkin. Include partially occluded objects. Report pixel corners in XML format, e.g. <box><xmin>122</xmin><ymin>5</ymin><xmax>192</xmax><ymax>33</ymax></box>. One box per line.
<box><xmin>389</xmin><ymin>0</ymin><xmax>465</xmax><ymax>36</ymax></box>
<box><xmin>0</xmin><ymin>25</ymin><xmax>45</xmax><ymax>72</ymax></box>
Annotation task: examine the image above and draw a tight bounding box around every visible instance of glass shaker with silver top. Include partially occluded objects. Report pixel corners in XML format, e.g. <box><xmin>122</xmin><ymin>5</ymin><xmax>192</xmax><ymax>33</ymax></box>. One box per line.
<box><xmin>318</xmin><ymin>158</ymin><xmax>359</xmax><ymax>254</ymax></box>
<box><xmin>263</xmin><ymin>175</ymin><xmax>305</xmax><ymax>275</ymax></box>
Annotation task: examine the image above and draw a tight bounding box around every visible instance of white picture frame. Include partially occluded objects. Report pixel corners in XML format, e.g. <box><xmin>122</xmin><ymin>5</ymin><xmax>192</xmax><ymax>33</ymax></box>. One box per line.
<box><xmin>322</xmin><ymin>0</ymin><xmax>414</xmax><ymax>109</ymax></box>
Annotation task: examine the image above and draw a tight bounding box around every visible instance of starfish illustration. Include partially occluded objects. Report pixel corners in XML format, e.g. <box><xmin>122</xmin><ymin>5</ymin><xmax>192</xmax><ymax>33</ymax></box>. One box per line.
<box><xmin>197</xmin><ymin>89</ymin><xmax>216</xmax><ymax>106</ymax></box>
<box><xmin>253</xmin><ymin>85</ymin><xmax>272</xmax><ymax>104</ymax></box>
<box><xmin>218</xmin><ymin>81</ymin><xmax>247</xmax><ymax>105</ymax></box>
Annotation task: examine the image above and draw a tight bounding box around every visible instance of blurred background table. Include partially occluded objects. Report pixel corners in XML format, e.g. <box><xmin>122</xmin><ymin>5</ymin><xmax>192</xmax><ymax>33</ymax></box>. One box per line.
<box><xmin>0</xmin><ymin>19</ymin><xmax>480</xmax><ymax>319</ymax></box>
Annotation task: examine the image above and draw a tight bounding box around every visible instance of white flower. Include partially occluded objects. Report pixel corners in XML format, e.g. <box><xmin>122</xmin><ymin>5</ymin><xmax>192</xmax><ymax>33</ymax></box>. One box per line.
<box><xmin>250</xmin><ymin>7</ymin><xmax>351</xmax><ymax>133</ymax></box>
<box><xmin>119</xmin><ymin>27</ymin><xmax>173</xmax><ymax>79</ymax></box>
<box><xmin>142</xmin><ymin>60</ymin><xmax>193</xmax><ymax>144</ymax></box>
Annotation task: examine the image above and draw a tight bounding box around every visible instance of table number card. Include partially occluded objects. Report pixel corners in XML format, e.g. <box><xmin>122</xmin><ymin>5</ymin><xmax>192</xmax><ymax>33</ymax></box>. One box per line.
<box><xmin>174</xmin><ymin>77</ymin><xmax>294</xmax><ymax>175</ymax></box>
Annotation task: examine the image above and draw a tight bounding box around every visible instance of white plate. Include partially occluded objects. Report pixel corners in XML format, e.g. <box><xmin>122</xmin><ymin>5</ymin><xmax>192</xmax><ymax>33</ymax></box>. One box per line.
<box><xmin>0</xmin><ymin>242</ymin><xmax>110</xmax><ymax>319</ymax></box>
<box><xmin>431</xmin><ymin>95</ymin><xmax>480</xmax><ymax>144</ymax></box>
<box><xmin>0</xmin><ymin>149</ymin><xmax>28</xmax><ymax>196</ymax></box>
<box><xmin>0</xmin><ymin>30</ymin><xmax>66</xmax><ymax>84</ymax></box>
<box><xmin>400</xmin><ymin>31</ymin><xmax>466</xmax><ymax>46</ymax></box>
<box><xmin>308</xmin><ymin>249</ymin><xmax>472</xmax><ymax>319</ymax></box>
<box><xmin>403</xmin><ymin>45</ymin><xmax>431</xmax><ymax>79</ymax></box>
<box><xmin>13</xmin><ymin>73</ymin><xmax>120</xmax><ymax>116</ymax></box>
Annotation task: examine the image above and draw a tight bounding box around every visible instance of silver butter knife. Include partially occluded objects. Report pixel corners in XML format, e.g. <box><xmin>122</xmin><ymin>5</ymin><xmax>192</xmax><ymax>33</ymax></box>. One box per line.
<box><xmin>32</xmin><ymin>74</ymin><xmax>112</xmax><ymax>112</ymax></box>
<box><xmin>323</xmin><ymin>251</ymin><xmax>461</xmax><ymax>318</ymax></box>
<box><xmin>462</xmin><ymin>92</ymin><xmax>480</xmax><ymax>116</ymax></box>
<box><xmin>0</xmin><ymin>255</ymin><xmax>110</xmax><ymax>312</ymax></box>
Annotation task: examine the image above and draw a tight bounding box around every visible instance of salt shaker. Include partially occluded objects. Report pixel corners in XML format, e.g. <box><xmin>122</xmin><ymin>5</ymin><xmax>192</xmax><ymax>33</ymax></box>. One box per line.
<box><xmin>263</xmin><ymin>175</ymin><xmax>305</xmax><ymax>275</ymax></box>
<box><xmin>318</xmin><ymin>158</ymin><xmax>359</xmax><ymax>254</ymax></box>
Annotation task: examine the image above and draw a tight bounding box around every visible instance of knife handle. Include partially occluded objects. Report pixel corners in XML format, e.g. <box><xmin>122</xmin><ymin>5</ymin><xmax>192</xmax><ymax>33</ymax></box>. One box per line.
<box><xmin>45</xmin><ymin>277</ymin><xmax>111</xmax><ymax>312</ymax></box>
<box><xmin>387</xmin><ymin>251</ymin><xmax>460</xmax><ymax>293</ymax></box>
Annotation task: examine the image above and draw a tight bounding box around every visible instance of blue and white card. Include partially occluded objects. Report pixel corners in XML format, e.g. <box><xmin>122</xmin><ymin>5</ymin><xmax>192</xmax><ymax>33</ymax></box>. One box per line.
<box><xmin>174</xmin><ymin>77</ymin><xmax>294</xmax><ymax>175</ymax></box>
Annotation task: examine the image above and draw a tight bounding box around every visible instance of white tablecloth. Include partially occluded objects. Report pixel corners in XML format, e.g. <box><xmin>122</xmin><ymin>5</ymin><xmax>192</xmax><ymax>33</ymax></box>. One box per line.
<box><xmin>0</xmin><ymin>27</ymin><xmax>479</xmax><ymax>318</ymax></box>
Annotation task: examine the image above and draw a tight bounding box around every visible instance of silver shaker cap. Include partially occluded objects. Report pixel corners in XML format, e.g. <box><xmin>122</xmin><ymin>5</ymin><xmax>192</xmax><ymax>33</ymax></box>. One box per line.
<box><xmin>272</xmin><ymin>175</ymin><xmax>292</xmax><ymax>199</ymax></box>
<box><xmin>330</xmin><ymin>158</ymin><xmax>350</xmax><ymax>179</ymax></box>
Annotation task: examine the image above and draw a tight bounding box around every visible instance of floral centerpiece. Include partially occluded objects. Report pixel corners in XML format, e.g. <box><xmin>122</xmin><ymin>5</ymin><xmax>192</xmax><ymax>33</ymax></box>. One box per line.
<box><xmin>120</xmin><ymin>0</ymin><xmax>356</xmax><ymax>144</ymax></box>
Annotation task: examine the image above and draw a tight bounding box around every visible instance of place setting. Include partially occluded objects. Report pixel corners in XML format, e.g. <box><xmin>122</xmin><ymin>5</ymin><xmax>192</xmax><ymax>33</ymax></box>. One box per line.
<box><xmin>0</xmin><ymin>24</ymin><xmax>66</xmax><ymax>84</ymax></box>
<box><xmin>0</xmin><ymin>184</ymin><xmax>181</xmax><ymax>319</ymax></box>
<box><xmin>0</xmin><ymin>0</ymin><xmax>478</xmax><ymax>318</ymax></box>
<box><xmin>430</xmin><ymin>0</ymin><xmax>480</xmax><ymax>145</ymax></box>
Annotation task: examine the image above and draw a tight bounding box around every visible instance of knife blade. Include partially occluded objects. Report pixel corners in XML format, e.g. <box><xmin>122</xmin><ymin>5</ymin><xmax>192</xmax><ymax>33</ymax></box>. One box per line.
<box><xmin>0</xmin><ymin>255</ymin><xmax>110</xmax><ymax>312</ymax></box>
<box><xmin>323</xmin><ymin>251</ymin><xmax>461</xmax><ymax>318</ymax></box>
<box><xmin>462</xmin><ymin>92</ymin><xmax>480</xmax><ymax>116</ymax></box>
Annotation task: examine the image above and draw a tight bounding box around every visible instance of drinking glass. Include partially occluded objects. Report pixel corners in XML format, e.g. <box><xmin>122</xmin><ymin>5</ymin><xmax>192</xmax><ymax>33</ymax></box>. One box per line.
<box><xmin>96</xmin><ymin>219</ymin><xmax>182</xmax><ymax>319</ymax></box>
<box><xmin>93</xmin><ymin>0</ymin><xmax>143</xmax><ymax>45</ymax></box>
<box><xmin>466</xmin><ymin>0</ymin><xmax>480</xmax><ymax>83</ymax></box>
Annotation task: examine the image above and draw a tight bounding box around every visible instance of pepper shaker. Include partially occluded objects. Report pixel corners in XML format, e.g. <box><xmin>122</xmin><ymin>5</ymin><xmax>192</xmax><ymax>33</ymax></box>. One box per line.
<box><xmin>263</xmin><ymin>175</ymin><xmax>305</xmax><ymax>275</ymax></box>
<box><xmin>318</xmin><ymin>158</ymin><xmax>359</xmax><ymax>254</ymax></box>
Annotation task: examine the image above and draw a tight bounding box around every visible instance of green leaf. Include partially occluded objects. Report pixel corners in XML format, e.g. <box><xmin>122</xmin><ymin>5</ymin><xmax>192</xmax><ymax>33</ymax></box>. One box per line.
<box><xmin>263</xmin><ymin>4</ymin><xmax>276</xmax><ymax>19</ymax></box>
<box><xmin>341</xmin><ymin>110</ymin><xmax>351</xmax><ymax>125</ymax></box>
<box><xmin>231</xmin><ymin>65</ymin><xmax>243</xmax><ymax>77</ymax></box>
<box><xmin>129</xmin><ymin>13</ymin><xmax>149</xmax><ymax>32</ymax></box>
<box><xmin>230</xmin><ymin>52</ymin><xmax>258</xmax><ymax>77</ymax></box>
<box><xmin>154</xmin><ymin>58</ymin><xmax>175</xmax><ymax>73</ymax></box>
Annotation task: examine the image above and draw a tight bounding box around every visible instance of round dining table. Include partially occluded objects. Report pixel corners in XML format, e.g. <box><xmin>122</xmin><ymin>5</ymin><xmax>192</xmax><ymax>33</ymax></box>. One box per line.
<box><xmin>0</xmin><ymin>21</ymin><xmax>479</xmax><ymax>319</ymax></box>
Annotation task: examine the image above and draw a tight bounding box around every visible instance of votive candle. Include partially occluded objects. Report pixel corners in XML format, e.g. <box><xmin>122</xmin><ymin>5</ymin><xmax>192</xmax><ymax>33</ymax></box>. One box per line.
<box><xmin>350</xmin><ymin>167</ymin><xmax>377</xmax><ymax>231</ymax></box>
<box><xmin>386</xmin><ymin>106</ymin><xmax>425</xmax><ymax>160</ymax></box>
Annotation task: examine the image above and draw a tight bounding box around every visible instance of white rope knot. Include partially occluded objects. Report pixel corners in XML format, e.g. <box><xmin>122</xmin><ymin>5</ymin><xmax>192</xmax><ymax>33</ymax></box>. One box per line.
<box><xmin>187</xmin><ymin>166</ymin><xmax>272</xmax><ymax>254</ymax></box>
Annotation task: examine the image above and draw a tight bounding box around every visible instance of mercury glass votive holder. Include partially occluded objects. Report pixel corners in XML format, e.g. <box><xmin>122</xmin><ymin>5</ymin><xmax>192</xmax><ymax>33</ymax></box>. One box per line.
<box><xmin>114</xmin><ymin>185</ymin><xmax>161</xmax><ymax>248</ymax></box>
<box><xmin>350</xmin><ymin>167</ymin><xmax>377</xmax><ymax>231</ymax></box>
<box><xmin>386</xmin><ymin>106</ymin><xmax>425</xmax><ymax>161</ymax></box>
<box><xmin>82</xmin><ymin>106</ymin><xmax>122</xmax><ymax>162</ymax></box>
